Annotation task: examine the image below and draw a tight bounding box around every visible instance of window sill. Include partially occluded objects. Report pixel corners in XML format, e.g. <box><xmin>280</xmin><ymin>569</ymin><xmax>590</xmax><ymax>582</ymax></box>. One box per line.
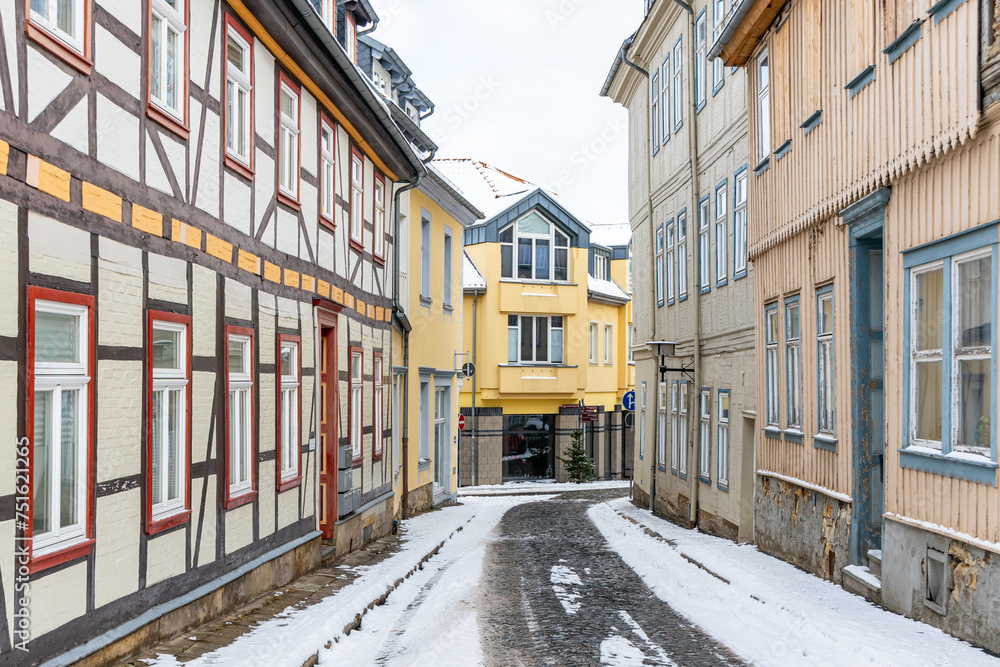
<box><xmin>717</xmin><ymin>482</ymin><xmax>729</xmax><ymax>493</ymax></box>
<box><xmin>754</xmin><ymin>156</ymin><xmax>770</xmax><ymax>175</ymax></box>
<box><xmin>26</xmin><ymin>21</ymin><xmax>91</xmax><ymax>75</ymax></box>
<box><xmin>499</xmin><ymin>363</ymin><xmax>579</xmax><ymax>368</ymax></box>
<box><xmin>277</xmin><ymin>190</ymin><xmax>301</xmax><ymax>212</ymax></box>
<box><xmin>762</xmin><ymin>426</ymin><xmax>782</xmax><ymax>441</ymax></box>
<box><xmin>319</xmin><ymin>214</ymin><xmax>336</xmax><ymax>233</ymax></box>
<box><xmin>699</xmin><ymin>474</ymin><xmax>711</xmax><ymax>485</ymax></box>
<box><xmin>277</xmin><ymin>475</ymin><xmax>302</xmax><ymax>493</ymax></box>
<box><xmin>419</xmin><ymin>296</ymin><xmax>432</xmax><ymax>308</ymax></box>
<box><xmin>928</xmin><ymin>0</ymin><xmax>969</xmax><ymax>25</ymax></box>
<box><xmin>884</xmin><ymin>20</ymin><xmax>923</xmax><ymax>62</ymax></box>
<box><xmin>225</xmin><ymin>154</ymin><xmax>255</xmax><ymax>182</ymax></box>
<box><xmin>813</xmin><ymin>433</ymin><xmax>838</xmax><ymax>452</ymax></box>
<box><xmin>499</xmin><ymin>279</ymin><xmax>577</xmax><ymax>287</ymax></box>
<box><xmin>899</xmin><ymin>446</ymin><xmax>998</xmax><ymax>486</ymax></box>
<box><xmin>373</xmin><ymin>253</ymin><xmax>386</xmax><ymax>266</ymax></box>
<box><xmin>773</xmin><ymin>139</ymin><xmax>792</xmax><ymax>160</ymax></box>
<box><xmin>349</xmin><ymin>238</ymin><xmax>364</xmax><ymax>254</ymax></box>
<box><xmin>225</xmin><ymin>490</ymin><xmax>257</xmax><ymax>510</ymax></box>
<box><xmin>147</xmin><ymin>103</ymin><xmax>190</xmax><ymax>141</ymax></box>
<box><xmin>733</xmin><ymin>270</ymin><xmax>748</xmax><ymax>281</ymax></box>
<box><xmin>30</xmin><ymin>538</ymin><xmax>95</xmax><ymax>575</ymax></box>
<box><xmin>418</xmin><ymin>458</ymin><xmax>430</xmax><ymax>468</ymax></box>
<box><xmin>845</xmin><ymin>65</ymin><xmax>876</xmax><ymax>99</ymax></box>
<box><xmin>147</xmin><ymin>509</ymin><xmax>192</xmax><ymax>536</ymax></box>
<box><xmin>783</xmin><ymin>429</ymin><xmax>804</xmax><ymax>444</ymax></box>
<box><xmin>443</xmin><ymin>304</ymin><xmax>454</xmax><ymax>313</ymax></box>
<box><xmin>800</xmin><ymin>109</ymin><xmax>823</xmax><ymax>136</ymax></box>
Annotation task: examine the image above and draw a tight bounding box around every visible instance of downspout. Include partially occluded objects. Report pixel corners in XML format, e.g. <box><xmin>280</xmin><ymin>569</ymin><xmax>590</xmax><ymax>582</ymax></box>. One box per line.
<box><xmin>394</xmin><ymin>148</ymin><xmax>436</xmax><ymax>520</ymax></box>
<box><xmin>471</xmin><ymin>289</ymin><xmax>479</xmax><ymax>487</ymax></box>
<box><xmin>620</xmin><ymin>39</ymin><xmax>658</xmax><ymax>512</ymax></box>
<box><xmin>357</xmin><ymin>17</ymin><xmax>378</xmax><ymax>37</ymax></box>
<box><xmin>679</xmin><ymin>0</ymin><xmax>702</xmax><ymax>528</ymax></box>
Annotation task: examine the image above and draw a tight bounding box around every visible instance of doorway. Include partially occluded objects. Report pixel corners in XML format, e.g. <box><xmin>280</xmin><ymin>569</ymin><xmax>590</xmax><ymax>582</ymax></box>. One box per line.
<box><xmin>319</xmin><ymin>320</ymin><xmax>338</xmax><ymax>539</ymax></box>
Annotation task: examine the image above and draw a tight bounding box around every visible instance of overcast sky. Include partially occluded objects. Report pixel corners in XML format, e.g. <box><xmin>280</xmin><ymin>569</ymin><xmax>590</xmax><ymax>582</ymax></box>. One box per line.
<box><xmin>368</xmin><ymin>0</ymin><xmax>643</xmax><ymax>225</ymax></box>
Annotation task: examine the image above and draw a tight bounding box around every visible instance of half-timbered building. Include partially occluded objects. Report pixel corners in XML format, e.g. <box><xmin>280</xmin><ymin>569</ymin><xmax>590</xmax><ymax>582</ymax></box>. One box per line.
<box><xmin>713</xmin><ymin>0</ymin><xmax>1000</xmax><ymax>651</ymax></box>
<box><xmin>0</xmin><ymin>0</ymin><xmax>421</xmax><ymax>663</ymax></box>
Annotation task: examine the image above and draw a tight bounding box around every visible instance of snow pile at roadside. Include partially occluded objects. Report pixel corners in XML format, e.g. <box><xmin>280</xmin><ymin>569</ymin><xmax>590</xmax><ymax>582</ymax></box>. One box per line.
<box><xmin>589</xmin><ymin>498</ymin><xmax>996</xmax><ymax>667</ymax></box>
<box><xmin>319</xmin><ymin>495</ymin><xmax>547</xmax><ymax>665</ymax></box>
<box><xmin>459</xmin><ymin>479</ymin><xmax>630</xmax><ymax>496</ymax></box>
<box><xmin>145</xmin><ymin>496</ymin><xmax>542</xmax><ymax>667</ymax></box>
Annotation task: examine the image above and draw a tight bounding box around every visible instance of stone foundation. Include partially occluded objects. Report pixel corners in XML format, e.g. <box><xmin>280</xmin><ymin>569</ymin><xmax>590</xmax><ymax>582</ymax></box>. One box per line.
<box><xmin>697</xmin><ymin>508</ymin><xmax>740</xmax><ymax>542</ymax></box>
<box><xmin>754</xmin><ymin>474</ymin><xmax>851</xmax><ymax>583</ymax></box>
<box><xmin>330</xmin><ymin>495</ymin><xmax>395</xmax><ymax>560</ymax></box>
<box><xmin>881</xmin><ymin>517</ymin><xmax>1000</xmax><ymax>655</ymax></box>
<box><xmin>403</xmin><ymin>482</ymin><xmax>434</xmax><ymax>518</ymax></box>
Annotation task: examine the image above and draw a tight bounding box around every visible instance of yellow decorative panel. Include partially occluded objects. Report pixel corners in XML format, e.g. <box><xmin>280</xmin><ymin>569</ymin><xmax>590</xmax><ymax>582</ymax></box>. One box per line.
<box><xmin>263</xmin><ymin>261</ymin><xmax>281</xmax><ymax>283</ymax></box>
<box><xmin>205</xmin><ymin>234</ymin><xmax>233</xmax><ymax>261</ymax></box>
<box><xmin>284</xmin><ymin>269</ymin><xmax>300</xmax><ymax>289</ymax></box>
<box><xmin>131</xmin><ymin>204</ymin><xmax>163</xmax><ymax>237</ymax></box>
<box><xmin>237</xmin><ymin>249</ymin><xmax>260</xmax><ymax>275</ymax></box>
<box><xmin>82</xmin><ymin>183</ymin><xmax>122</xmax><ymax>222</ymax></box>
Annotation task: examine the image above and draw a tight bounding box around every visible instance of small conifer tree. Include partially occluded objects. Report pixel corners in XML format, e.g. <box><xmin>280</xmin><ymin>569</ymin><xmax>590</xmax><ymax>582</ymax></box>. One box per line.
<box><xmin>558</xmin><ymin>430</ymin><xmax>594</xmax><ymax>483</ymax></box>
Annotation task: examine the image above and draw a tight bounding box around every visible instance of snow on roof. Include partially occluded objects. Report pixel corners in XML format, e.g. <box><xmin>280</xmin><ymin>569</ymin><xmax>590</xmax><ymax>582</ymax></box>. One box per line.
<box><xmin>431</xmin><ymin>159</ymin><xmax>536</xmax><ymax>220</ymax></box>
<box><xmin>588</xmin><ymin>274</ymin><xmax>630</xmax><ymax>303</ymax></box>
<box><xmin>589</xmin><ymin>222</ymin><xmax>632</xmax><ymax>248</ymax></box>
<box><xmin>462</xmin><ymin>252</ymin><xmax>487</xmax><ymax>291</ymax></box>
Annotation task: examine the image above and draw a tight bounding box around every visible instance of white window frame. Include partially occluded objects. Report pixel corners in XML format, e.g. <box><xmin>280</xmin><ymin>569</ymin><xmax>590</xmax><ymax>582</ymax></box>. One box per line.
<box><xmin>345</xmin><ymin>13</ymin><xmax>357</xmax><ymax>64</ymax></box>
<box><xmin>699</xmin><ymin>198</ymin><xmax>711</xmax><ymax>291</ymax></box>
<box><xmin>661</xmin><ymin>55</ymin><xmax>671</xmax><ymax>144</ymax></box>
<box><xmin>756</xmin><ymin>47</ymin><xmax>771</xmax><ymax>162</ymax></box>
<box><xmin>443</xmin><ymin>228</ymin><xmax>453</xmax><ymax>307</ymax></box>
<box><xmin>225</xmin><ymin>26</ymin><xmax>252</xmax><ymax>166</ymax></box>
<box><xmin>655</xmin><ymin>224</ymin><xmax>664</xmax><ymax>306</ymax></box>
<box><xmin>666</xmin><ymin>220</ymin><xmax>676</xmax><ymax>304</ymax></box>
<box><xmin>320</xmin><ymin>120</ymin><xmax>335</xmax><ymax>222</ymax></box>
<box><xmin>351</xmin><ymin>350</ymin><xmax>363</xmax><ymax>460</ymax></box>
<box><xmin>678</xmin><ymin>382</ymin><xmax>689</xmax><ymax>475</ymax></box>
<box><xmin>672</xmin><ymin>38</ymin><xmax>683</xmax><ymax>131</ymax></box>
<box><xmin>717</xmin><ymin>390</ymin><xmax>730</xmax><ymax>486</ymax></box>
<box><xmin>278</xmin><ymin>82</ymin><xmax>300</xmax><ymax>199</ymax></box>
<box><xmin>374</xmin><ymin>356</ymin><xmax>384</xmax><ymax>458</ymax></box>
<box><xmin>712</xmin><ymin>0</ymin><xmax>726</xmax><ymax>91</ymax></box>
<box><xmin>670</xmin><ymin>381</ymin><xmax>679</xmax><ymax>472</ymax></box>
<box><xmin>227</xmin><ymin>334</ymin><xmax>253</xmax><ymax>498</ymax></box>
<box><xmin>150</xmin><ymin>0</ymin><xmax>187</xmax><ymax>120</ymax></box>
<box><xmin>715</xmin><ymin>183</ymin><xmax>728</xmax><ymax>285</ymax></box>
<box><xmin>658</xmin><ymin>381</ymin><xmax>668</xmax><ymax>471</ymax></box>
<box><xmin>279</xmin><ymin>340</ymin><xmax>299</xmax><ymax>481</ymax></box>
<box><xmin>951</xmin><ymin>249</ymin><xmax>993</xmax><ymax>456</ymax></box>
<box><xmin>604</xmin><ymin>323</ymin><xmax>614</xmax><ymax>366</ymax></box>
<box><xmin>589</xmin><ymin>321</ymin><xmax>599</xmax><ymax>365</ymax></box>
<box><xmin>909</xmin><ymin>262</ymin><xmax>944</xmax><ymax>450</ymax></box>
<box><xmin>351</xmin><ymin>152</ymin><xmax>364</xmax><ymax>245</ymax></box>
<box><xmin>32</xmin><ymin>299</ymin><xmax>90</xmax><ymax>555</ymax></box>
<box><xmin>651</xmin><ymin>70</ymin><xmax>660</xmax><ymax>154</ymax></box>
<box><xmin>507</xmin><ymin>315</ymin><xmax>564</xmax><ymax>365</ymax></box>
<box><xmin>734</xmin><ymin>169</ymin><xmax>748</xmax><ymax>277</ymax></box>
<box><xmin>785</xmin><ymin>298</ymin><xmax>802</xmax><ymax>432</ymax></box>
<box><xmin>817</xmin><ymin>288</ymin><xmax>836</xmax><ymax>435</ymax></box>
<box><xmin>151</xmin><ymin>320</ymin><xmax>188</xmax><ymax>521</ymax></box>
<box><xmin>374</xmin><ymin>175</ymin><xmax>386</xmax><ymax>260</ymax></box>
<box><xmin>628</xmin><ymin>326</ymin><xmax>635</xmax><ymax>364</ymax></box>
<box><xmin>30</xmin><ymin>0</ymin><xmax>86</xmax><ymax>53</ymax></box>
<box><xmin>695</xmin><ymin>10</ymin><xmax>707</xmax><ymax>109</ymax></box>
<box><xmin>594</xmin><ymin>252</ymin><xmax>609</xmax><ymax>281</ymax></box>
<box><xmin>700</xmin><ymin>388</ymin><xmax>711</xmax><ymax>480</ymax></box>
<box><xmin>500</xmin><ymin>214</ymin><xmax>570</xmax><ymax>283</ymax></box>
<box><xmin>765</xmin><ymin>303</ymin><xmax>780</xmax><ymax>427</ymax></box>
<box><xmin>678</xmin><ymin>210</ymin><xmax>688</xmax><ymax>298</ymax></box>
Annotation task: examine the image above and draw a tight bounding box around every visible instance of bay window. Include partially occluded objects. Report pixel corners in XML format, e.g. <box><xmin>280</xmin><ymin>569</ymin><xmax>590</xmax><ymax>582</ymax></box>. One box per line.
<box><xmin>903</xmin><ymin>234</ymin><xmax>997</xmax><ymax>481</ymax></box>
<box><xmin>278</xmin><ymin>337</ymin><xmax>300</xmax><ymax>488</ymax></box>
<box><xmin>320</xmin><ymin>118</ymin><xmax>335</xmax><ymax>226</ymax></box>
<box><xmin>350</xmin><ymin>348</ymin><xmax>363</xmax><ymax>461</ymax></box>
<box><xmin>226</xmin><ymin>329</ymin><xmax>254</xmax><ymax>506</ymax></box>
<box><xmin>278</xmin><ymin>76</ymin><xmax>300</xmax><ymax>201</ymax></box>
<box><xmin>508</xmin><ymin>315</ymin><xmax>563</xmax><ymax>364</ymax></box>
<box><xmin>150</xmin><ymin>0</ymin><xmax>187</xmax><ymax>123</ymax></box>
<box><xmin>225</xmin><ymin>19</ymin><xmax>253</xmax><ymax>171</ymax></box>
<box><xmin>149</xmin><ymin>314</ymin><xmax>190</xmax><ymax>531</ymax></box>
<box><xmin>500</xmin><ymin>212</ymin><xmax>569</xmax><ymax>282</ymax></box>
<box><xmin>30</xmin><ymin>288</ymin><xmax>93</xmax><ymax>563</ymax></box>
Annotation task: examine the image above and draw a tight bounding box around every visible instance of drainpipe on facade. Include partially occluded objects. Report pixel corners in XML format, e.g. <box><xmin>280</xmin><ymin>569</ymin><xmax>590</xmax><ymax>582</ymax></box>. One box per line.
<box><xmin>471</xmin><ymin>289</ymin><xmax>479</xmax><ymax>486</ymax></box>
<box><xmin>677</xmin><ymin>0</ymin><xmax>702</xmax><ymax>528</ymax></box>
<box><xmin>620</xmin><ymin>39</ymin><xmax>657</xmax><ymax>512</ymax></box>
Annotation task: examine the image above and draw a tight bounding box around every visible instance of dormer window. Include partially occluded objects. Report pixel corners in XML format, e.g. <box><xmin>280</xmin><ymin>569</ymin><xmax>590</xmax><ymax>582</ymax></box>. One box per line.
<box><xmin>373</xmin><ymin>71</ymin><xmax>389</xmax><ymax>97</ymax></box>
<box><xmin>593</xmin><ymin>250</ymin><xmax>611</xmax><ymax>281</ymax></box>
<box><xmin>500</xmin><ymin>212</ymin><xmax>570</xmax><ymax>282</ymax></box>
<box><xmin>345</xmin><ymin>13</ymin><xmax>356</xmax><ymax>63</ymax></box>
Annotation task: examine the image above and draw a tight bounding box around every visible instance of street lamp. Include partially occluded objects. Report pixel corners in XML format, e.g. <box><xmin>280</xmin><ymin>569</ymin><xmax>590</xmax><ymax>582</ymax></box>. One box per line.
<box><xmin>645</xmin><ymin>340</ymin><xmax>693</xmax><ymax>380</ymax></box>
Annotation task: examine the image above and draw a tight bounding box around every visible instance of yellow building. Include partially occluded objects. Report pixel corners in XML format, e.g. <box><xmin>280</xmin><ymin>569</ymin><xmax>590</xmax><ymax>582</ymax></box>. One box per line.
<box><xmin>435</xmin><ymin>160</ymin><xmax>634</xmax><ymax>484</ymax></box>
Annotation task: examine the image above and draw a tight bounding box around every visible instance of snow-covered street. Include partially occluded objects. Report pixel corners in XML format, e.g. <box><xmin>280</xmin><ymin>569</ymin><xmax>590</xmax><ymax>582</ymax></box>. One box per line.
<box><xmin>132</xmin><ymin>485</ymin><xmax>1000</xmax><ymax>666</ymax></box>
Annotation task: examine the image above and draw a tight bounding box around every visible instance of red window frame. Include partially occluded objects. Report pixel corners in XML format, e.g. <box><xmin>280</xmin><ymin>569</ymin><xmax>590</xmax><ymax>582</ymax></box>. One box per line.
<box><xmin>277</xmin><ymin>71</ymin><xmax>302</xmax><ymax>211</ymax></box>
<box><xmin>25</xmin><ymin>0</ymin><xmax>93</xmax><ymax>75</ymax></box>
<box><xmin>349</xmin><ymin>145</ymin><xmax>365</xmax><ymax>253</ymax></box>
<box><xmin>224</xmin><ymin>325</ymin><xmax>257</xmax><ymax>510</ymax></box>
<box><xmin>319</xmin><ymin>112</ymin><xmax>337</xmax><ymax>232</ymax></box>
<box><xmin>372</xmin><ymin>170</ymin><xmax>386</xmax><ymax>263</ymax></box>
<box><xmin>145</xmin><ymin>0</ymin><xmax>191</xmax><ymax>140</ymax></box>
<box><xmin>276</xmin><ymin>333</ymin><xmax>302</xmax><ymax>492</ymax></box>
<box><xmin>145</xmin><ymin>311</ymin><xmax>193</xmax><ymax>535</ymax></box>
<box><xmin>372</xmin><ymin>352</ymin><xmax>384</xmax><ymax>460</ymax></box>
<box><xmin>25</xmin><ymin>286</ymin><xmax>96</xmax><ymax>574</ymax></box>
<box><xmin>223</xmin><ymin>13</ymin><xmax>254</xmax><ymax>180</ymax></box>
<box><xmin>349</xmin><ymin>345</ymin><xmax>364</xmax><ymax>464</ymax></box>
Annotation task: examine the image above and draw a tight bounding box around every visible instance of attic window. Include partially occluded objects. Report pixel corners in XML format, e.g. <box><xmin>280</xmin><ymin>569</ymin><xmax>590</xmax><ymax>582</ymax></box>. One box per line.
<box><xmin>500</xmin><ymin>212</ymin><xmax>569</xmax><ymax>282</ymax></box>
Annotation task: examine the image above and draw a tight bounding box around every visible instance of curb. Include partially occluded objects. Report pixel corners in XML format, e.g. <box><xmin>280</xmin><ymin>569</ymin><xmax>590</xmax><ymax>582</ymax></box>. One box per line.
<box><xmin>301</xmin><ymin>523</ymin><xmax>468</xmax><ymax>666</ymax></box>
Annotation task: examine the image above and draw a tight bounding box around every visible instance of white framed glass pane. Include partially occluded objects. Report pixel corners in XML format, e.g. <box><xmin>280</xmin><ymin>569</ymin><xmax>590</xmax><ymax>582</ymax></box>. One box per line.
<box><xmin>59</xmin><ymin>388</ymin><xmax>79</xmax><ymax>529</ymax></box>
<box><xmin>153</xmin><ymin>327</ymin><xmax>180</xmax><ymax>370</ymax></box>
<box><xmin>957</xmin><ymin>256</ymin><xmax>991</xmax><ymax>348</ymax></box>
<box><xmin>36</xmin><ymin>311</ymin><xmax>80</xmax><ymax>363</ymax></box>
<box><xmin>915</xmin><ymin>360</ymin><xmax>942</xmax><ymax>443</ymax></box>
<box><xmin>152</xmin><ymin>390</ymin><xmax>163</xmax><ymax>505</ymax></box>
<box><xmin>517</xmin><ymin>212</ymin><xmax>550</xmax><ymax>236</ymax></box>
<box><xmin>916</xmin><ymin>268</ymin><xmax>943</xmax><ymax>351</ymax></box>
<box><xmin>281</xmin><ymin>345</ymin><xmax>294</xmax><ymax>377</ymax></box>
<box><xmin>819</xmin><ymin>294</ymin><xmax>833</xmax><ymax>335</ymax></box>
<box><xmin>956</xmin><ymin>358</ymin><xmax>990</xmax><ymax>453</ymax></box>
<box><xmin>167</xmin><ymin>389</ymin><xmax>180</xmax><ymax>501</ymax></box>
<box><xmin>228</xmin><ymin>339</ymin><xmax>245</xmax><ymax>374</ymax></box>
<box><xmin>33</xmin><ymin>390</ymin><xmax>53</xmax><ymax>535</ymax></box>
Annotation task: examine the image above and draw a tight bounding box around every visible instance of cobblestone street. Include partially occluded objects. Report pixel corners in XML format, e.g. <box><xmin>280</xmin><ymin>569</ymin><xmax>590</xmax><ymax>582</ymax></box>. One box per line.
<box><xmin>479</xmin><ymin>489</ymin><xmax>746</xmax><ymax>667</ymax></box>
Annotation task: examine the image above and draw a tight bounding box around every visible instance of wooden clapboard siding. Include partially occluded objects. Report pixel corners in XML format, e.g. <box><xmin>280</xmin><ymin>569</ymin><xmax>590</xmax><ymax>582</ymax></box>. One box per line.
<box><xmin>747</xmin><ymin>0</ymin><xmax>979</xmax><ymax>261</ymax></box>
<box><xmin>754</xmin><ymin>215</ymin><xmax>852</xmax><ymax>498</ymax></box>
<box><xmin>882</xmin><ymin>119</ymin><xmax>1000</xmax><ymax>545</ymax></box>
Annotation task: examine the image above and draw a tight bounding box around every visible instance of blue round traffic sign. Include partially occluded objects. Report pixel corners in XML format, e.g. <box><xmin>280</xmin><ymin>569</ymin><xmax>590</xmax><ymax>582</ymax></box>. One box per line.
<box><xmin>622</xmin><ymin>390</ymin><xmax>635</xmax><ymax>412</ymax></box>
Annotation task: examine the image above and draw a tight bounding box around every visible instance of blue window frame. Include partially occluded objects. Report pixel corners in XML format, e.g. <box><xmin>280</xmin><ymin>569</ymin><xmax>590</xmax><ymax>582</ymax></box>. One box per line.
<box><xmin>672</xmin><ymin>37</ymin><xmax>683</xmax><ymax>132</ymax></box>
<box><xmin>670</xmin><ymin>380</ymin><xmax>679</xmax><ymax>473</ymax></box>
<box><xmin>733</xmin><ymin>166</ymin><xmax>749</xmax><ymax>279</ymax></box>
<box><xmin>666</xmin><ymin>219</ymin><xmax>676</xmax><ymax>305</ymax></box>
<box><xmin>658</xmin><ymin>380</ymin><xmax>668</xmax><ymax>471</ymax></box>
<box><xmin>639</xmin><ymin>381</ymin><xmax>646</xmax><ymax>460</ymax></box>
<box><xmin>655</xmin><ymin>224</ymin><xmax>664</xmax><ymax>306</ymax></box>
<box><xmin>677</xmin><ymin>381</ymin><xmax>688</xmax><ymax>480</ymax></box>
<box><xmin>711</xmin><ymin>0</ymin><xmax>726</xmax><ymax>94</ymax></box>
<box><xmin>695</xmin><ymin>10</ymin><xmax>707</xmax><ymax>112</ymax></box>
<box><xmin>815</xmin><ymin>284</ymin><xmax>836</xmax><ymax>449</ymax></box>
<box><xmin>764</xmin><ymin>301</ymin><xmax>781</xmax><ymax>434</ymax></box>
<box><xmin>717</xmin><ymin>389</ymin><xmax>730</xmax><ymax>490</ymax></box>
<box><xmin>901</xmin><ymin>221</ymin><xmax>999</xmax><ymax>485</ymax></box>
<box><xmin>698</xmin><ymin>195</ymin><xmax>711</xmax><ymax>294</ymax></box>
<box><xmin>651</xmin><ymin>71</ymin><xmax>660</xmax><ymax>156</ymax></box>
<box><xmin>678</xmin><ymin>208</ymin><xmax>689</xmax><ymax>301</ymax></box>
<box><xmin>699</xmin><ymin>386</ymin><xmax>711</xmax><ymax>483</ymax></box>
<box><xmin>661</xmin><ymin>55</ymin><xmax>671</xmax><ymax>146</ymax></box>
<box><xmin>784</xmin><ymin>295</ymin><xmax>803</xmax><ymax>443</ymax></box>
<box><xmin>715</xmin><ymin>180</ymin><xmax>728</xmax><ymax>287</ymax></box>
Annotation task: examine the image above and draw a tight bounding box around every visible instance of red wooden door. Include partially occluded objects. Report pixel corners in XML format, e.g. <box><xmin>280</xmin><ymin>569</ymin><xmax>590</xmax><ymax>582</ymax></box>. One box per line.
<box><xmin>319</xmin><ymin>323</ymin><xmax>338</xmax><ymax>538</ymax></box>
